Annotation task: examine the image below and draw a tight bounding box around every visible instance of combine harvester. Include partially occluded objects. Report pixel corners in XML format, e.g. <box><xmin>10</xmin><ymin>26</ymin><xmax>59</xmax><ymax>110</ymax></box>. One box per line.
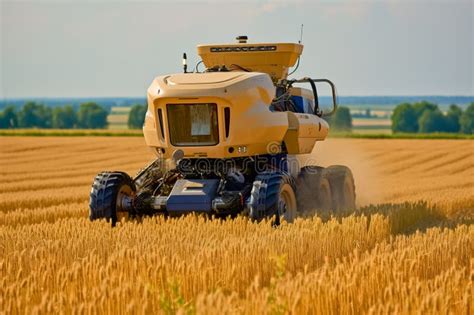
<box><xmin>89</xmin><ymin>36</ymin><xmax>356</xmax><ymax>226</ymax></box>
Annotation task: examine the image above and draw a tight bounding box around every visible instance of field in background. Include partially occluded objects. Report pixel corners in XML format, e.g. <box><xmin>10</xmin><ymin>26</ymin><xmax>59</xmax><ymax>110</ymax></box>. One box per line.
<box><xmin>0</xmin><ymin>129</ymin><xmax>143</xmax><ymax>137</ymax></box>
<box><xmin>105</xmin><ymin>106</ymin><xmax>396</xmax><ymax>133</ymax></box>
<box><xmin>0</xmin><ymin>137</ymin><xmax>472</xmax><ymax>313</ymax></box>
<box><xmin>2</xmin><ymin>129</ymin><xmax>474</xmax><ymax>140</ymax></box>
<box><xmin>107</xmin><ymin>106</ymin><xmax>131</xmax><ymax>129</ymax></box>
<box><xmin>352</xmin><ymin>117</ymin><xmax>392</xmax><ymax>134</ymax></box>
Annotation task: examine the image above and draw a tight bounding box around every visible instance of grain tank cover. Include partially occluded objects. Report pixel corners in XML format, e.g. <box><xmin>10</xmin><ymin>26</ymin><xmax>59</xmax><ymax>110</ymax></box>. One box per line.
<box><xmin>197</xmin><ymin>42</ymin><xmax>303</xmax><ymax>82</ymax></box>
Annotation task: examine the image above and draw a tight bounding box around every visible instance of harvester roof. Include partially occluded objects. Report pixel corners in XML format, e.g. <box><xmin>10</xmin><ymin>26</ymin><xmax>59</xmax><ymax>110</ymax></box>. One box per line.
<box><xmin>197</xmin><ymin>42</ymin><xmax>303</xmax><ymax>82</ymax></box>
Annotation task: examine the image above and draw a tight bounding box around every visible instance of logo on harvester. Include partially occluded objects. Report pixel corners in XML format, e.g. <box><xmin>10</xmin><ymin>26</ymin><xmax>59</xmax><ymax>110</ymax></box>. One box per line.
<box><xmin>266</xmin><ymin>141</ymin><xmax>281</xmax><ymax>154</ymax></box>
<box><xmin>210</xmin><ymin>46</ymin><xmax>277</xmax><ymax>53</ymax></box>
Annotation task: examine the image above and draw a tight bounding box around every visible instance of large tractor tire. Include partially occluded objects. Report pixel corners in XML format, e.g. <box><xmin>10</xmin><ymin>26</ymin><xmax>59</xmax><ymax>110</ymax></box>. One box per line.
<box><xmin>296</xmin><ymin>166</ymin><xmax>332</xmax><ymax>214</ymax></box>
<box><xmin>324</xmin><ymin>165</ymin><xmax>356</xmax><ymax>211</ymax></box>
<box><xmin>248</xmin><ymin>171</ymin><xmax>297</xmax><ymax>223</ymax></box>
<box><xmin>89</xmin><ymin>171</ymin><xmax>136</xmax><ymax>227</ymax></box>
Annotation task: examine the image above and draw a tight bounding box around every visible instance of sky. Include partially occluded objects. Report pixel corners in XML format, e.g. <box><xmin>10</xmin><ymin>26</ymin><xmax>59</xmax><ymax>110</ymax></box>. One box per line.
<box><xmin>0</xmin><ymin>0</ymin><xmax>473</xmax><ymax>98</ymax></box>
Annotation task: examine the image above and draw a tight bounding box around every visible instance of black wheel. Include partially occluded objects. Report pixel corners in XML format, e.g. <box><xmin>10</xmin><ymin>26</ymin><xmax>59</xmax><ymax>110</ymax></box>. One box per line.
<box><xmin>325</xmin><ymin>165</ymin><xmax>356</xmax><ymax>211</ymax></box>
<box><xmin>89</xmin><ymin>171</ymin><xmax>136</xmax><ymax>227</ymax></box>
<box><xmin>248</xmin><ymin>171</ymin><xmax>297</xmax><ymax>223</ymax></box>
<box><xmin>296</xmin><ymin>166</ymin><xmax>332</xmax><ymax>214</ymax></box>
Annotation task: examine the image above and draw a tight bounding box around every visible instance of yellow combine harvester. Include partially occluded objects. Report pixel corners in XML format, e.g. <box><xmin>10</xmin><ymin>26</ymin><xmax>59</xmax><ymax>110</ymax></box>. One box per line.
<box><xmin>89</xmin><ymin>36</ymin><xmax>355</xmax><ymax>226</ymax></box>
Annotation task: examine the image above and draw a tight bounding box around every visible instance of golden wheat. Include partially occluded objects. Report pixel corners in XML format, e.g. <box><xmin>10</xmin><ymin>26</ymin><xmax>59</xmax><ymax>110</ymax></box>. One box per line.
<box><xmin>0</xmin><ymin>136</ymin><xmax>472</xmax><ymax>314</ymax></box>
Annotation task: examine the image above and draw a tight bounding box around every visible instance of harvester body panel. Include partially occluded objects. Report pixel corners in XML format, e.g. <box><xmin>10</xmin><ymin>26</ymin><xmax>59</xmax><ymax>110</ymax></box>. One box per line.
<box><xmin>197</xmin><ymin>42</ymin><xmax>303</xmax><ymax>82</ymax></box>
<box><xmin>144</xmin><ymin>72</ymin><xmax>329</xmax><ymax>159</ymax></box>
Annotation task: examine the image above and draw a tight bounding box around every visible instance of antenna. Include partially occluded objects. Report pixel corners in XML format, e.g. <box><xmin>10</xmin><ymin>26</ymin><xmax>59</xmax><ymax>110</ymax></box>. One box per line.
<box><xmin>299</xmin><ymin>24</ymin><xmax>304</xmax><ymax>44</ymax></box>
<box><xmin>182</xmin><ymin>53</ymin><xmax>188</xmax><ymax>73</ymax></box>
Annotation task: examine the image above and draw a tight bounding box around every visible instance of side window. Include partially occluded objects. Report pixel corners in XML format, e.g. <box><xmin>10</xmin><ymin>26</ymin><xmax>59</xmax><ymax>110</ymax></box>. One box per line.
<box><xmin>304</xmin><ymin>98</ymin><xmax>314</xmax><ymax>114</ymax></box>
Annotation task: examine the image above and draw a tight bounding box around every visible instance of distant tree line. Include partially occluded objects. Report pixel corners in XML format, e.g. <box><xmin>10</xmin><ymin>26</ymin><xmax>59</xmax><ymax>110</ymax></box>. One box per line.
<box><xmin>391</xmin><ymin>102</ymin><xmax>474</xmax><ymax>134</ymax></box>
<box><xmin>326</xmin><ymin>106</ymin><xmax>353</xmax><ymax>132</ymax></box>
<box><xmin>127</xmin><ymin>104</ymin><xmax>147</xmax><ymax>129</ymax></box>
<box><xmin>0</xmin><ymin>102</ymin><xmax>109</xmax><ymax>129</ymax></box>
<box><xmin>352</xmin><ymin>108</ymin><xmax>372</xmax><ymax>119</ymax></box>
<box><xmin>4</xmin><ymin>100</ymin><xmax>472</xmax><ymax>134</ymax></box>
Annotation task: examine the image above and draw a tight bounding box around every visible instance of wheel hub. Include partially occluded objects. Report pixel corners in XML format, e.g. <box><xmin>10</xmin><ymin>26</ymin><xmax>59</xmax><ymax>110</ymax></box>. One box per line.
<box><xmin>116</xmin><ymin>185</ymin><xmax>134</xmax><ymax>223</ymax></box>
<box><xmin>278</xmin><ymin>183</ymin><xmax>297</xmax><ymax>222</ymax></box>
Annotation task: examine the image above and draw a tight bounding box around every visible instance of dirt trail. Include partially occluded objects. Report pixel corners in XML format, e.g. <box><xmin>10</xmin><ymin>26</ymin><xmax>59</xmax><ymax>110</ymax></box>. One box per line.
<box><xmin>304</xmin><ymin>138</ymin><xmax>474</xmax><ymax>212</ymax></box>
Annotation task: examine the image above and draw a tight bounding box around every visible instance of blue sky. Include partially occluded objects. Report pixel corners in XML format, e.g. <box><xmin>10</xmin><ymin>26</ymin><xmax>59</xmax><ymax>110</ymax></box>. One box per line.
<box><xmin>1</xmin><ymin>0</ymin><xmax>473</xmax><ymax>98</ymax></box>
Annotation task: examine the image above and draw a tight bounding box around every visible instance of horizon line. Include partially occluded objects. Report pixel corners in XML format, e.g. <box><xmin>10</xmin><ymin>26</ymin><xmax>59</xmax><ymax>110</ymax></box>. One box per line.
<box><xmin>1</xmin><ymin>95</ymin><xmax>473</xmax><ymax>100</ymax></box>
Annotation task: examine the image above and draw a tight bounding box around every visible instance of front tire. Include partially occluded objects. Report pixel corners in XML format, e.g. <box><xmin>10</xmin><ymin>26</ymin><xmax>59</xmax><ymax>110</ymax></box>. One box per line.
<box><xmin>277</xmin><ymin>180</ymin><xmax>298</xmax><ymax>223</ymax></box>
<box><xmin>248</xmin><ymin>171</ymin><xmax>297</xmax><ymax>223</ymax></box>
<box><xmin>89</xmin><ymin>172</ymin><xmax>136</xmax><ymax>227</ymax></box>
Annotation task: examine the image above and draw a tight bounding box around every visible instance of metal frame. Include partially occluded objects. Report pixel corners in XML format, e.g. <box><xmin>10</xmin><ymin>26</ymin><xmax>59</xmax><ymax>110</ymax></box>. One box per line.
<box><xmin>290</xmin><ymin>78</ymin><xmax>338</xmax><ymax>116</ymax></box>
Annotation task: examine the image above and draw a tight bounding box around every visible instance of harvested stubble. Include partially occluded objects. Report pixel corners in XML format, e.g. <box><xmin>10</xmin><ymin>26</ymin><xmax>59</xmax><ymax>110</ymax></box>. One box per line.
<box><xmin>0</xmin><ymin>136</ymin><xmax>472</xmax><ymax>314</ymax></box>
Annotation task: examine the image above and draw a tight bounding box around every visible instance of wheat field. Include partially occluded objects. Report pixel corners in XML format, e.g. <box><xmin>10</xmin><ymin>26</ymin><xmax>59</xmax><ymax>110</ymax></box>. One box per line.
<box><xmin>0</xmin><ymin>137</ymin><xmax>472</xmax><ymax>314</ymax></box>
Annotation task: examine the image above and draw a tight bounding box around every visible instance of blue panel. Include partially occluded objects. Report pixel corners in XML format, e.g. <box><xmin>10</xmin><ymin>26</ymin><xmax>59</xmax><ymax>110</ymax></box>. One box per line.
<box><xmin>166</xmin><ymin>179</ymin><xmax>219</xmax><ymax>213</ymax></box>
<box><xmin>291</xmin><ymin>96</ymin><xmax>305</xmax><ymax>113</ymax></box>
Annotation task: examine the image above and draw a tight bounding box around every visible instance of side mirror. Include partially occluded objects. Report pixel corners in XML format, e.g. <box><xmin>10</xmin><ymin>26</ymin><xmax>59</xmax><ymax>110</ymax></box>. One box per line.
<box><xmin>312</xmin><ymin>79</ymin><xmax>338</xmax><ymax>116</ymax></box>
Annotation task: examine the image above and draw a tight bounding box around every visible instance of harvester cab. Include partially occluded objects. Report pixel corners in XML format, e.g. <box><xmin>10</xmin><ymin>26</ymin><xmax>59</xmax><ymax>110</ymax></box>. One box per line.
<box><xmin>89</xmin><ymin>36</ymin><xmax>356</xmax><ymax>226</ymax></box>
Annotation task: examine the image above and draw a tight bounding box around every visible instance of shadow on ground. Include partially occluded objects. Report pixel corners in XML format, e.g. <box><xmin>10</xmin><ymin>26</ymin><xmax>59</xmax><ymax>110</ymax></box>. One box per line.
<box><xmin>309</xmin><ymin>201</ymin><xmax>473</xmax><ymax>236</ymax></box>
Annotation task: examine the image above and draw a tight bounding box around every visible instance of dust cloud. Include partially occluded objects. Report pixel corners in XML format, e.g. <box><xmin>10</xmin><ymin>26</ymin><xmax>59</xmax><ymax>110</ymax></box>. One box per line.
<box><xmin>297</xmin><ymin>139</ymin><xmax>385</xmax><ymax>207</ymax></box>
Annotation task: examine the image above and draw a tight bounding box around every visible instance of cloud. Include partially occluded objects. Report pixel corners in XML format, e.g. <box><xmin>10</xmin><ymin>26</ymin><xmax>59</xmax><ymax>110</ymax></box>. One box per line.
<box><xmin>250</xmin><ymin>0</ymin><xmax>294</xmax><ymax>17</ymax></box>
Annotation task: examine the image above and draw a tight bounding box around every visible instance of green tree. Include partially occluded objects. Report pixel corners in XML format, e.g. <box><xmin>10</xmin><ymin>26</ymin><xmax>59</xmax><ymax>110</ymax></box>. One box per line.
<box><xmin>0</xmin><ymin>106</ymin><xmax>18</xmax><ymax>128</ymax></box>
<box><xmin>444</xmin><ymin>104</ymin><xmax>462</xmax><ymax>133</ymax></box>
<box><xmin>127</xmin><ymin>104</ymin><xmax>147</xmax><ymax>129</ymax></box>
<box><xmin>364</xmin><ymin>108</ymin><xmax>371</xmax><ymax>118</ymax></box>
<box><xmin>418</xmin><ymin>109</ymin><xmax>448</xmax><ymax>133</ymax></box>
<box><xmin>77</xmin><ymin>102</ymin><xmax>108</xmax><ymax>129</ymax></box>
<box><xmin>391</xmin><ymin>103</ymin><xmax>418</xmax><ymax>133</ymax></box>
<box><xmin>460</xmin><ymin>103</ymin><xmax>474</xmax><ymax>134</ymax></box>
<box><xmin>18</xmin><ymin>102</ymin><xmax>52</xmax><ymax>128</ymax></box>
<box><xmin>331</xmin><ymin>106</ymin><xmax>352</xmax><ymax>132</ymax></box>
<box><xmin>52</xmin><ymin>105</ymin><xmax>76</xmax><ymax>129</ymax></box>
<box><xmin>413</xmin><ymin>101</ymin><xmax>438</xmax><ymax>118</ymax></box>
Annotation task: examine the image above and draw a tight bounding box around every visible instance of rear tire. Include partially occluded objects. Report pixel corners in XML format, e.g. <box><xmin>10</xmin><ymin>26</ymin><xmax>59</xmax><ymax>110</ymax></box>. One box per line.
<box><xmin>296</xmin><ymin>166</ymin><xmax>333</xmax><ymax>214</ymax></box>
<box><xmin>89</xmin><ymin>172</ymin><xmax>136</xmax><ymax>227</ymax></box>
<box><xmin>325</xmin><ymin>165</ymin><xmax>356</xmax><ymax>211</ymax></box>
<box><xmin>248</xmin><ymin>171</ymin><xmax>297</xmax><ymax>223</ymax></box>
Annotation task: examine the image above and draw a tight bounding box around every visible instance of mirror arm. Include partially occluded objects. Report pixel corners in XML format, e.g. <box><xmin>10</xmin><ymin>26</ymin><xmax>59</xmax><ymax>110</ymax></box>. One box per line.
<box><xmin>290</xmin><ymin>78</ymin><xmax>338</xmax><ymax>116</ymax></box>
<box><xmin>308</xmin><ymin>78</ymin><xmax>320</xmax><ymax>116</ymax></box>
<box><xmin>313</xmin><ymin>78</ymin><xmax>338</xmax><ymax>116</ymax></box>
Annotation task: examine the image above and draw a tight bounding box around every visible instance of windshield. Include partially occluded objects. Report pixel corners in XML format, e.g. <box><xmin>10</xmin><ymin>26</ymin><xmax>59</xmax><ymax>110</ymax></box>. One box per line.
<box><xmin>167</xmin><ymin>103</ymin><xmax>219</xmax><ymax>146</ymax></box>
